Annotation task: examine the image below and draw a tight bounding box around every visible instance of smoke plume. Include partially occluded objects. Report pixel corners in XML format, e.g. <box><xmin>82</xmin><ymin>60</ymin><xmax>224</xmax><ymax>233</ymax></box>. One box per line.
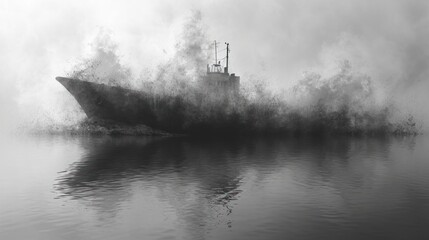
<box><xmin>0</xmin><ymin>1</ymin><xmax>427</xmax><ymax>134</ymax></box>
<box><xmin>59</xmin><ymin>11</ymin><xmax>419</xmax><ymax>135</ymax></box>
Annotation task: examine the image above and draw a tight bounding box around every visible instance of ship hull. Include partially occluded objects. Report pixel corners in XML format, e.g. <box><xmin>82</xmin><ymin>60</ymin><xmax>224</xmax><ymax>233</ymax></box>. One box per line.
<box><xmin>56</xmin><ymin>77</ymin><xmax>186</xmax><ymax>131</ymax></box>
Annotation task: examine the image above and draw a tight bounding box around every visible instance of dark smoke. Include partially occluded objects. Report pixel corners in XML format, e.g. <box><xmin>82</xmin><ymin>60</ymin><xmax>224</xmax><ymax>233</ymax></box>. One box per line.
<box><xmin>62</xmin><ymin>11</ymin><xmax>419</xmax><ymax>136</ymax></box>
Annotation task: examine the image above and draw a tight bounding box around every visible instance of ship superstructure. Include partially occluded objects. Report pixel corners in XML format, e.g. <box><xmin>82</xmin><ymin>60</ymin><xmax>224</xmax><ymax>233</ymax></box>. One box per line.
<box><xmin>202</xmin><ymin>41</ymin><xmax>240</xmax><ymax>94</ymax></box>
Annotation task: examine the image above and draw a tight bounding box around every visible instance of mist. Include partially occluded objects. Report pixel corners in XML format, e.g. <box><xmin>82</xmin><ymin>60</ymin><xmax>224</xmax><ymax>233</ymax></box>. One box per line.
<box><xmin>1</xmin><ymin>0</ymin><xmax>428</xmax><ymax>133</ymax></box>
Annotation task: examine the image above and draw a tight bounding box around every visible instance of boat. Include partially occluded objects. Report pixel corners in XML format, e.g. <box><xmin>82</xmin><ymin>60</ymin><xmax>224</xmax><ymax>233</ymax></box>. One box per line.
<box><xmin>56</xmin><ymin>41</ymin><xmax>240</xmax><ymax>132</ymax></box>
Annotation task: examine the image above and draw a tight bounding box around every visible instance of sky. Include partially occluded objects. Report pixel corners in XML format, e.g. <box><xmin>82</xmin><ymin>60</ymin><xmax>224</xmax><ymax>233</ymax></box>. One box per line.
<box><xmin>0</xmin><ymin>0</ymin><xmax>428</xmax><ymax>131</ymax></box>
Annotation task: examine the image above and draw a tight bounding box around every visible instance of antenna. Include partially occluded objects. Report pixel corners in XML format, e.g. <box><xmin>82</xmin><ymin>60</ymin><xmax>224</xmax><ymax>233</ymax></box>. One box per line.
<box><xmin>209</xmin><ymin>40</ymin><xmax>226</xmax><ymax>73</ymax></box>
<box><xmin>214</xmin><ymin>40</ymin><xmax>218</xmax><ymax>65</ymax></box>
<box><xmin>225</xmin><ymin>42</ymin><xmax>229</xmax><ymax>74</ymax></box>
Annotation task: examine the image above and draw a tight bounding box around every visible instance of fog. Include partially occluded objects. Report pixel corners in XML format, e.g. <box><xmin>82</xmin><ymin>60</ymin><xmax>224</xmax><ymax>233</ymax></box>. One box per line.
<box><xmin>0</xmin><ymin>0</ymin><xmax>428</xmax><ymax>132</ymax></box>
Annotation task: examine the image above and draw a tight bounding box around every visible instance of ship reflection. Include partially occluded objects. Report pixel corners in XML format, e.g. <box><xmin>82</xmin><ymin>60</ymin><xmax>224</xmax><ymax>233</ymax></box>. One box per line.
<box><xmin>55</xmin><ymin>135</ymin><xmax>411</xmax><ymax>238</ymax></box>
<box><xmin>55</xmin><ymin>136</ymin><xmax>260</xmax><ymax>234</ymax></box>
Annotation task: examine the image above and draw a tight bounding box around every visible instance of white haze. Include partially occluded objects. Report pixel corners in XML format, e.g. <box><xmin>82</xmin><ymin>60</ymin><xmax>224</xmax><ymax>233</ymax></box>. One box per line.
<box><xmin>0</xmin><ymin>0</ymin><xmax>428</xmax><ymax>132</ymax></box>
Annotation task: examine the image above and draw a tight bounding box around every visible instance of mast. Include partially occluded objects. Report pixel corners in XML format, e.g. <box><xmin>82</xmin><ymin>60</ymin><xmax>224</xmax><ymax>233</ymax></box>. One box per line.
<box><xmin>214</xmin><ymin>40</ymin><xmax>218</xmax><ymax>65</ymax></box>
<box><xmin>225</xmin><ymin>42</ymin><xmax>229</xmax><ymax>74</ymax></box>
<box><xmin>209</xmin><ymin>40</ymin><xmax>231</xmax><ymax>73</ymax></box>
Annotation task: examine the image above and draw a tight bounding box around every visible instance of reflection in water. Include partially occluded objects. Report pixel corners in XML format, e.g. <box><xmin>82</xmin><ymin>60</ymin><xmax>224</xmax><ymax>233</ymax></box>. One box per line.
<box><xmin>51</xmin><ymin>135</ymin><xmax>429</xmax><ymax>240</ymax></box>
<box><xmin>56</xmin><ymin>137</ymin><xmax>251</xmax><ymax>238</ymax></box>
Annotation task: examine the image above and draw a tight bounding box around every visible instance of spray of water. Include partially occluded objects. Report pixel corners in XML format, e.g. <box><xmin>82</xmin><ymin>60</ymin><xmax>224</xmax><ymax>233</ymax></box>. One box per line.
<box><xmin>55</xmin><ymin>11</ymin><xmax>420</xmax><ymax>136</ymax></box>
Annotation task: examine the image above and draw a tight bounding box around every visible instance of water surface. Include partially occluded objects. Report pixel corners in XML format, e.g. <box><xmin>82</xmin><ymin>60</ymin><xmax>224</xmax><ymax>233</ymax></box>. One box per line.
<box><xmin>1</xmin><ymin>134</ymin><xmax>429</xmax><ymax>239</ymax></box>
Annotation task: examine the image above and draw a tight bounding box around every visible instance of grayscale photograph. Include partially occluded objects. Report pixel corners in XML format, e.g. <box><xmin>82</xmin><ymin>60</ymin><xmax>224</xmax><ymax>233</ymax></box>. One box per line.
<box><xmin>1</xmin><ymin>0</ymin><xmax>428</xmax><ymax>239</ymax></box>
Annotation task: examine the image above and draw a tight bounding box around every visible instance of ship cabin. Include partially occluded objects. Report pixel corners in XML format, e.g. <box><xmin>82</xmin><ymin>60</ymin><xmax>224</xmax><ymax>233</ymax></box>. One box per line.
<box><xmin>202</xmin><ymin>41</ymin><xmax>240</xmax><ymax>95</ymax></box>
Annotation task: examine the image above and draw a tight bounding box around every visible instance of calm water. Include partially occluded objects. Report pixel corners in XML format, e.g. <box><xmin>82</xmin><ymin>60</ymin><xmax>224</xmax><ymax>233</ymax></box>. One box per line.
<box><xmin>1</xmin><ymin>134</ymin><xmax>429</xmax><ymax>240</ymax></box>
